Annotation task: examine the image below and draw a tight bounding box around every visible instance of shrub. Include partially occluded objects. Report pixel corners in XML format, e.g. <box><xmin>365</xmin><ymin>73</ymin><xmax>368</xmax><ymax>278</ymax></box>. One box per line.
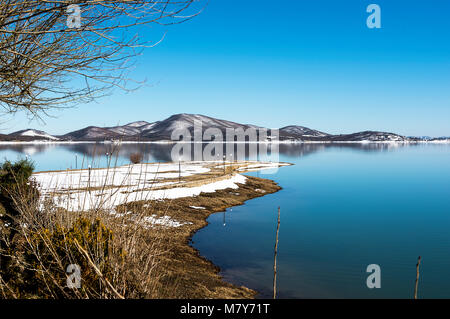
<box><xmin>0</xmin><ymin>202</ymin><xmax>5</xmax><ymax>217</ymax></box>
<box><xmin>0</xmin><ymin>158</ymin><xmax>41</xmax><ymax>297</ymax></box>
<box><xmin>0</xmin><ymin>158</ymin><xmax>35</xmax><ymax>197</ymax></box>
<box><xmin>0</xmin><ymin>158</ymin><xmax>170</xmax><ymax>299</ymax></box>
<box><xmin>129</xmin><ymin>152</ymin><xmax>143</xmax><ymax>164</ymax></box>
<box><xmin>1</xmin><ymin>217</ymin><xmax>122</xmax><ymax>298</ymax></box>
<box><xmin>0</xmin><ymin>158</ymin><xmax>38</xmax><ymax>224</ymax></box>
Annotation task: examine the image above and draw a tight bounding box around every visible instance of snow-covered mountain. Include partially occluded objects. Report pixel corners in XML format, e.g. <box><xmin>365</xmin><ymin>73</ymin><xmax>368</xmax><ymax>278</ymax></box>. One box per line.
<box><xmin>327</xmin><ymin>131</ymin><xmax>408</xmax><ymax>142</ymax></box>
<box><xmin>61</xmin><ymin>126</ymin><xmax>115</xmax><ymax>140</ymax></box>
<box><xmin>60</xmin><ymin>114</ymin><xmax>411</xmax><ymax>142</ymax></box>
<box><xmin>61</xmin><ymin>121</ymin><xmax>159</xmax><ymax>140</ymax></box>
<box><xmin>2</xmin><ymin>114</ymin><xmax>421</xmax><ymax>142</ymax></box>
<box><xmin>139</xmin><ymin>114</ymin><xmax>264</xmax><ymax>141</ymax></box>
<box><xmin>279</xmin><ymin>125</ymin><xmax>330</xmax><ymax>139</ymax></box>
<box><xmin>102</xmin><ymin>121</ymin><xmax>159</xmax><ymax>137</ymax></box>
<box><xmin>8</xmin><ymin>129</ymin><xmax>59</xmax><ymax>141</ymax></box>
<box><xmin>278</xmin><ymin>128</ymin><xmax>408</xmax><ymax>142</ymax></box>
<box><xmin>429</xmin><ymin>137</ymin><xmax>450</xmax><ymax>142</ymax></box>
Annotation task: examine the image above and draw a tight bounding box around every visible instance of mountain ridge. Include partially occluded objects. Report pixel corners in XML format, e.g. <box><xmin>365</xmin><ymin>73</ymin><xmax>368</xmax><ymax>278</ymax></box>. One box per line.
<box><xmin>9</xmin><ymin>129</ymin><xmax>60</xmax><ymax>141</ymax></box>
<box><xmin>1</xmin><ymin>113</ymin><xmax>442</xmax><ymax>142</ymax></box>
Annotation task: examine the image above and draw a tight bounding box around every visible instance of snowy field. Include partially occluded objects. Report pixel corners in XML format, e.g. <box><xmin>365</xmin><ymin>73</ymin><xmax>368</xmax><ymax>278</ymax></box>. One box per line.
<box><xmin>32</xmin><ymin>161</ymin><xmax>289</xmax><ymax>212</ymax></box>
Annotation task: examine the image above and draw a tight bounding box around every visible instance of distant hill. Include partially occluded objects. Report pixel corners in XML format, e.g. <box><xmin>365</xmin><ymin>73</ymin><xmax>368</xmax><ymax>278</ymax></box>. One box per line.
<box><xmin>60</xmin><ymin>121</ymin><xmax>159</xmax><ymax>141</ymax></box>
<box><xmin>0</xmin><ymin>113</ymin><xmax>434</xmax><ymax>143</ymax></box>
<box><xmin>8</xmin><ymin>129</ymin><xmax>59</xmax><ymax>141</ymax></box>
<box><xmin>326</xmin><ymin>131</ymin><xmax>408</xmax><ymax>142</ymax></box>
<box><xmin>60</xmin><ymin>126</ymin><xmax>116</xmax><ymax>141</ymax></box>
<box><xmin>279</xmin><ymin>125</ymin><xmax>331</xmax><ymax>140</ymax></box>
<box><xmin>139</xmin><ymin>114</ymin><xmax>263</xmax><ymax>141</ymax></box>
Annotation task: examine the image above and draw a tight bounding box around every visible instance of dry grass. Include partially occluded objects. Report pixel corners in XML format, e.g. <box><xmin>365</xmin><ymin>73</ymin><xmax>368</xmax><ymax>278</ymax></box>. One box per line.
<box><xmin>0</xmin><ymin>190</ymin><xmax>171</xmax><ymax>298</ymax></box>
<box><xmin>129</xmin><ymin>153</ymin><xmax>143</xmax><ymax>164</ymax></box>
<box><xmin>119</xmin><ymin>175</ymin><xmax>281</xmax><ymax>298</ymax></box>
<box><xmin>0</xmin><ymin>156</ymin><xmax>284</xmax><ymax>299</ymax></box>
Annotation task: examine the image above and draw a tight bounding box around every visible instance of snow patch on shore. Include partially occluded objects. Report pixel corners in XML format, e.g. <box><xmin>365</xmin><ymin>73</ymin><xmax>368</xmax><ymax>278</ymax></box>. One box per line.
<box><xmin>33</xmin><ymin>162</ymin><xmax>210</xmax><ymax>190</ymax></box>
<box><xmin>109</xmin><ymin>209</ymin><xmax>189</xmax><ymax>228</ymax></box>
<box><xmin>32</xmin><ymin>163</ymin><xmax>248</xmax><ymax>212</ymax></box>
<box><xmin>142</xmin><ymin>215</ymin><xmax>191</xmax><ymax>228</ymax></box>
<box><xmin>189</xmin><ymin>206</ymin><xmax>206</xmax><ymax>210</ymax></box>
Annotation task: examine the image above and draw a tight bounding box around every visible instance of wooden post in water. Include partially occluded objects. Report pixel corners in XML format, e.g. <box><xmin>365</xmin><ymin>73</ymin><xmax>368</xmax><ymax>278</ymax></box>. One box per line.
<box><xmin>88</xmin><ymin>165</ymin><xmax>91</xmax><ymax>194</ymax></box>
<box><xmin>273</xmin><ymin>206</ymin><xmax>281</xmax><ymax>299</ymax></box>
<box><xmin>223</xmin><ymin>155</ymin><xmax>226</xmax><ymax>174</ymax></box>
<box><xmin>414</xmin><ymin>256</ymin><xmax>421</xmax><ymax>299</ymax></box>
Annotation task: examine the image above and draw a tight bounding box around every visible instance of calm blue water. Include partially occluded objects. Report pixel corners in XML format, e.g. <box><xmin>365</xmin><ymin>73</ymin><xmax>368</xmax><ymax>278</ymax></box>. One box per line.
<box><xmin>193</xmin><ymin>143</ymin><xmax>450</xmax><ymax>298</ymax></box>
<box><xmin>1</xmin><ymin>142</ymin><xmax>450</xmax><ymax>298</ymax></box>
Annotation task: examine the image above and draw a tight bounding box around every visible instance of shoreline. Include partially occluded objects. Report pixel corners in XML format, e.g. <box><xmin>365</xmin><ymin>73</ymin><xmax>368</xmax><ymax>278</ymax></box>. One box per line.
<box><xmin>1</xmin><ymin>140</ymin><xmax>450</xmax><ymax>145</ymax></box>
<box><xmin>29</xmin><ymin>160</ymin><xmax>291</xmax><ymax>298</ymax></box>
<box><xmin>32</xmin><ymin>161</ymin><xmax>291</xmax><ymax>212</ymax></box>
<box><xmin>118</xmin><ymin>174</ymin><xmax>282</xmax><ymax>298</ymax></box>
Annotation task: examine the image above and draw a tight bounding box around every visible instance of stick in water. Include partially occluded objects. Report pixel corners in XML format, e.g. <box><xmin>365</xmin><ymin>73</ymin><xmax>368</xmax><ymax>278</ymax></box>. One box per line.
<box><xmin>273</xmin><ymin>206</ymin><xmax>281</xmax><ymax>299</ymax></box>
<box><xmin>414</xmin><ymin>256</ymin><xmax>421</xmax><ymax>299</ymax></box>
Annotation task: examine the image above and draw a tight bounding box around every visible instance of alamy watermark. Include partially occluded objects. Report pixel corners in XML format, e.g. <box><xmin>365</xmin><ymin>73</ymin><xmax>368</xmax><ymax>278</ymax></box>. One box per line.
<box><xmin>367</xmin><ymin>4</ymin><xmax>381</xmax><ymax>29</ymax></box>
<box><xmin>366</xmin><ymin>264</ymin><xmax>381</xmax><ymax>289</ymax></box>
<box><xmin>66</xmin><ymin>264</ymin><xmax>81</xmax><ymax>289</ymax></box>
<box><xmin>170</xmin><ymin>120</ymin><xmax>280</xmax><ymax>174</ymax></box>
<box><xmin>64</xmin><ymin>4</ymin><xmax>382</xmax><ymax>32</ymax></box>
<box><xmin>66</xmin><ymin>4</ymin><xmax>81</xmax><ymax>29</ymax></box>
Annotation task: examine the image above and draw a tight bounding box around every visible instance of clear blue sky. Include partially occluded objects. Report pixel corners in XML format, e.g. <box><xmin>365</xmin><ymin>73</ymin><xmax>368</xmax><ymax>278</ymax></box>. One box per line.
<box><xmin>3</xmin><ymin>0</ymin><xmax>450</xmax><ymax>136</ymax></box>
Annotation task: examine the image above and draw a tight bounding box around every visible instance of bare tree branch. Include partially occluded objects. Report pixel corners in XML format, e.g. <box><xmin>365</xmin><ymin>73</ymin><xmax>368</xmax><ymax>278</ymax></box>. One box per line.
<box><xmin>0</xmin><ymin>0</ymin><xmax>203</xmax><ymax>119</ymax></box>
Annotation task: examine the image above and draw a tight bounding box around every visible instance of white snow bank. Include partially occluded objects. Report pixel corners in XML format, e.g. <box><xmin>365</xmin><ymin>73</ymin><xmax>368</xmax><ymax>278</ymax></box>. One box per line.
<box><xmin>31</xmin><ymin>161</ymin><xmax>288</xmax><ymax>214</ymax></box>
<box><xmin>34</xmin><ymin>168</ymin><xmax>247</xmax><ymax>212</ymax></box>
<box><xmin>142</xmin><ymin>215</ymin><xmax>191</xmax><ymax>228</ymax></box>
<box><xmin>237</xmin><ymin>162</ymin><xmax>290</xmax><ymax>172</ymax></box>
<box><xmin>189</xmin><ymin>206</ymin><xmax>206</xmax><ymax>210</ymax></box>
<box><xmin>33</xmin><ymin>162</ymin><xmax>210</xmax><ymax>191</ymax></box>
<box><xmin>109</xmin><ymin>209</ymin><xmax>189</xmax><ymax>228</ymax></box>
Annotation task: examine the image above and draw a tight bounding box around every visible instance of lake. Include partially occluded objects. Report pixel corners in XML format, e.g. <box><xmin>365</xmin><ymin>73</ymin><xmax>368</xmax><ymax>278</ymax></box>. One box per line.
<box><xmin>1</xmin><ymin>142</ymin><xmax>450</xmax><ymax>298</ymax></box>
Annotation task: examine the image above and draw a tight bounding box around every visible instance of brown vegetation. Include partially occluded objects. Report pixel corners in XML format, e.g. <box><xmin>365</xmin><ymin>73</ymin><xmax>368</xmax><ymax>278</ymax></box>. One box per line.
<box><xmin>0</xmin><ymin>158</ymin><xmax>282</xmax><ymax>299</ymax></box>
<box><xmin>119</xmin><ymin>175</ymin><xmax>281</xmax><ymax>298</ymax></box>
<box><xmin>0</xmin><ymin>1</ymin><xmax>201</xmax><ymax>117</ymax></box>
<box><xmin>129</xmin><ymin>152</ymin><xmax>143</xmax><ymax>164</ymax></box>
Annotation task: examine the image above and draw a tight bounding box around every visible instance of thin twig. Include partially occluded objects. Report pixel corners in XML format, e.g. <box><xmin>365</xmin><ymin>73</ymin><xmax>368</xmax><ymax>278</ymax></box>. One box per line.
<box><xmin>414</xmin><ymin>256</ymin><xmax>421</xmax><ymax>299</ymax></box>
<box><xmin>73</xmin><ymin>238</ymin><xmax>125</xmax><ymax>299</ymax></box>
<box><xmin>273</xmin><ymin>206</ymin><xmax>280</xmax><ymax>299</ymax></box>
